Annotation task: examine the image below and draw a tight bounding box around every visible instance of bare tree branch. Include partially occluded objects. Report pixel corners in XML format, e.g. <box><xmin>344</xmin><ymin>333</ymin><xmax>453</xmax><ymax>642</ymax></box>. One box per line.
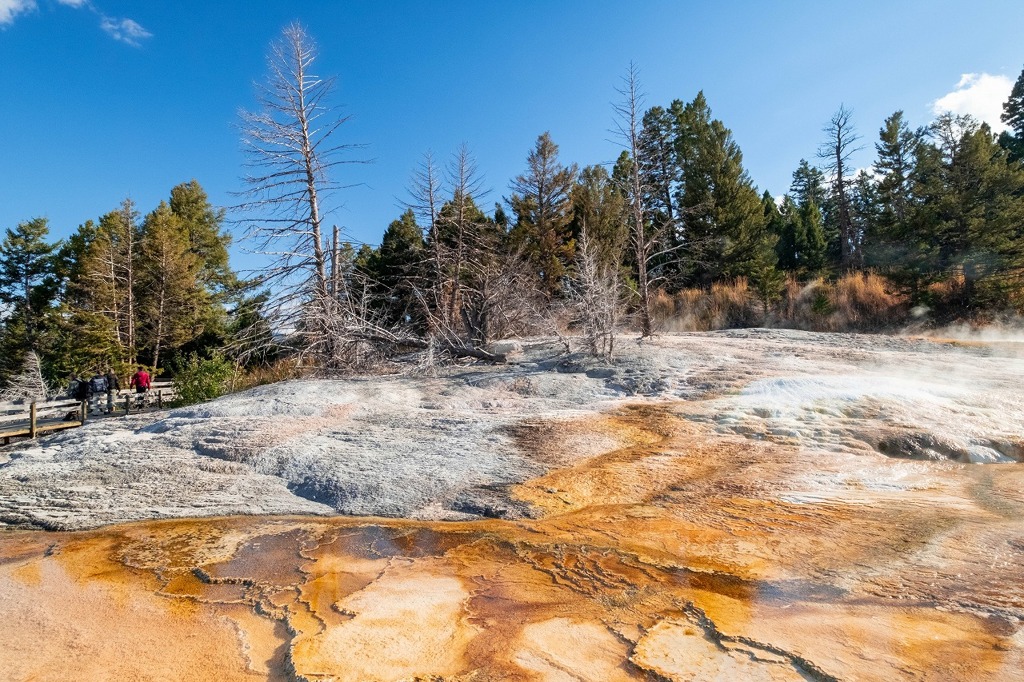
<box><xmin>233</xmin><ymin>22</ymin><xmax>368</xmax><ymax>368</ymax></box>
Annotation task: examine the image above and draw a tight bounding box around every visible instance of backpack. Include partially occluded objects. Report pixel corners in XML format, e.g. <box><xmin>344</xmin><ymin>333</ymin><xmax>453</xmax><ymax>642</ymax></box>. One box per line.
<box><xmin>74</xmin><ymin>380</ymin><xmax>91</xmax><ymax>401</ymax></box>
<box><xmin>90</xmin><ymin>376</ymin><xmax>107</xmax><ymax>393</ymax></box>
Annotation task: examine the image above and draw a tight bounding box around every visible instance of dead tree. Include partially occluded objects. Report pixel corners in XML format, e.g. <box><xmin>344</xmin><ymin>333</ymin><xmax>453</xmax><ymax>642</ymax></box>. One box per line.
<box><xmin>407</xmin><ymin>151</ymin><xmax>448</xmax><ymax>330</ymax></box>
<box><xmin>405</xmin><ymin>145</ymin><xmax>538</xmax><ymax>357</ymax></box>
<box><xmin>818</xmin><ymin>105</ymin><xmax>864</xmax><ymax>269</ymax></box>
<box><xmin>236</xmin><ymin>22</ymin><xmax>365</xmax><ymax>368</ymax></box>
<box><xmin>0</xmin><ymin>351</ymin><xmax>48</xmax><ymax>402</ymax></box>
<box><xmin>460</xmin><ymin>244</ymin><xmax>546</xmax><ymax>347</ymax></box>
<box><xmin>613</xmin><ymin>64</ymin><xmax>656</xmax><ymax>337</ymax></box>
<box><xmin>565</xmin><ymin>221</ymin><xmax>621</xmax><ymax>360</ymax></box>
<box><xmin>442</xmin><ymin>144</ymin><xmax>487</xmax><ymax>332</ymax></box>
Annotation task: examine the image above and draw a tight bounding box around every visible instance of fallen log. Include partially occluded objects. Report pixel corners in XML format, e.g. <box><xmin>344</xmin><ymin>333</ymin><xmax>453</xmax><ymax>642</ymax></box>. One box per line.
<box><xmin>353</xmin><ymin>332</ymin><xmax>507</xmax><ymax>363</ymax></box>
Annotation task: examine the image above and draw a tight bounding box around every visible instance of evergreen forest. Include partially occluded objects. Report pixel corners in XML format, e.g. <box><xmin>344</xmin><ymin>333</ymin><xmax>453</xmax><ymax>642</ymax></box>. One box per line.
<box><xmin>3</xmin><ymin>29</ymin><xmax>1024</xmax><ymax>393</ymax></box>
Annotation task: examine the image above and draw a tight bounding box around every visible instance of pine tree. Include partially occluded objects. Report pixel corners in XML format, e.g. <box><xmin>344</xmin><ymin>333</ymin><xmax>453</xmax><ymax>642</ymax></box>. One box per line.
<box><xmin>673</xmin><ymin>91</ymin><xmax>771</xmax><ymax>284</ymax></box>
<box><xmin>169</xmin><ymin>180</ymin><xmax>233</xmax><ymax>290</ymax></box>
<box><xmin>775</xmin><ymin>194</ymin><xmax>825</xmax><ymax>276</ymax></box>
<box><xmin>137</xmin><ymin>202</ymin><xmax>204</xmax><ymax>370</ymax></box>
<box><xmin>674</xmin><ymin>92</ymin><xmax>714</xmax><ymax>267</ymax></box>
<box><xmin>569</xmin><ymin>165</ymin><xmax>627</xmax><ymax>272</ymax></box>
<box><xmin>851</xmin><ymin>170</ymin><xmax>881</xmax><ymax>261</ymax></box>
<box><xmin>75</xmin><ymin>198</ymin><xmax>141</xmax><ymax>367</ymax></box>
<box><xmin>0</xmin><ymin>218</ymin><xmax>59</xmax><ymax>353</ymax></box>
<box><xmin>54</xmin><ymin>220</ymin><xmax>97</xmax><ymax>303</ymax></box>
<box><xmin>874</xmin><ymin>111</ymin><xmax>920</xmax><ymax>237</ymax></box>
<box><xmin>953</xmin><ymin>122</ymin><xmax>1024</xmax><ymax>308</ymax></box>
<box><xmin>774</xmin><ymin>196</ymin><xmax>800</xmax><ymax>272</ymax></box>
<box><xmin>910</xmin><ymin>114</ymin><xmax>1024</xmax><ymax>310</ymax></box>
<box><xmin>790</xmin><ymin>160</ymin><xmax>830</xmax><ymax>214</ymax></box>
<box><xmin>46</xmin><ymin>222</ymin><xmax>115</xmax><ymax>380</ymax></box>
<box><xmin>639</xmin><ymin>106</ymin><xmax>680</xmax><ymax>235</ymax></box>
<box><xmin>509</xmin><ymin>132</ymin><xmax>577</xmax><ymax>296</ymax></box>
<box><xmin>790</xmin><ymin>159</ymin><xmax>837</xmax><ymax>269</ymax></box>
<box><xmin>763</xmin><ymin>191</ymin><xmax>789</xmax><ymax>265</ymax></box>
<box><xmin>800</xmin><ymin>198</ymin><xmax>828</xmax><ymax>274</ymax></box>
<box><xmin>751</xmin><ymin>193</ymin><xmax>784</xmax><ymax>315</ymax></box>
<box><xmin>363</xmin><ymin>209</ymin><xmax>425</xmax><ymax>326</ymax></box>
<box><xmin>999</xmin><ymin>66</ymin><xmax>1024</xmax><ymax>163</ymax></box>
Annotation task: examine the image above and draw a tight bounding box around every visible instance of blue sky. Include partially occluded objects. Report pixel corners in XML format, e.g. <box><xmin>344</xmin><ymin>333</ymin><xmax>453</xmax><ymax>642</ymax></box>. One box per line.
<box><xmin>2</xmin><ymin>0</ymin><xmax>1022</xmax><ymax>270</ymax></box>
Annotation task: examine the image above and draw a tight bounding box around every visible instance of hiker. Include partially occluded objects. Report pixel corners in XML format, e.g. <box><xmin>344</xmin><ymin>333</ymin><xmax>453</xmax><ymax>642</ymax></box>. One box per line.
<box><xmin>62</xmin><ymin>374</ymin><xmax>84</xmax><ymax>420</ymax></box>
<box><xmin>89</xmin><ymin>372</ymin><xmax>107</xmax><ymax>415</ymax></box>
<box><xmin>104</xmin><ymin>368</ymin><xmax>120</xmax><ymax>414</ymax></box>
<box><xmin>130</xmin><ymin>366</ymin><xmax>151</xmax><ymax>407</ymax></box>
<box><xmin>73</xmin><ymin>372</ymin><xmax>91</xmax><ymax>404</ymax></box>
<box><xmin>66</xmin><ymin>373</ymin><xmax>81</xmax><ymax>399</ymax></box>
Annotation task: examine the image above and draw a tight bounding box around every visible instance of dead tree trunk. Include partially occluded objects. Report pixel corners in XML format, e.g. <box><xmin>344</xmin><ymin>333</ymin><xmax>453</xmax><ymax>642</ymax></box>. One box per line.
<box><xmin>614</xmin><ymin>64</ymin><xmax>655</xmax><ymax>337</ymax></box>
<box><xmin>818</xmin><ymin>105</ymin><xmax>863</xmax><ymax>270</ymax></box>
<box><xmin>237</xmin><ymin>22</ymin><xmax>365</xmax><ymax>368</ymax></box>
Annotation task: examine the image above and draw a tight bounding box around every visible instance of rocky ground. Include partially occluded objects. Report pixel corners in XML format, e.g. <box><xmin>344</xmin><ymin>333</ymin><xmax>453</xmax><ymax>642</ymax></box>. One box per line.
<box><xmin>3</xmin><ymin>329</ymin><xmax>1022</xmax><ymax>532</ymax></box>
<box><xmin>1</xmin><ymin>329</ymin><xmax>1023</xmax><ymax>680</ymax></box>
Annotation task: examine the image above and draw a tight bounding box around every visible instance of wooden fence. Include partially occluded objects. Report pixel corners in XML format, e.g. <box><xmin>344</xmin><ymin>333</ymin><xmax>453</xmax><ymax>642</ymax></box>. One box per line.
<box><xmin>0</xmin><ymin>381</ymin><xmax>177</xmax><ymax>445</ymax></box>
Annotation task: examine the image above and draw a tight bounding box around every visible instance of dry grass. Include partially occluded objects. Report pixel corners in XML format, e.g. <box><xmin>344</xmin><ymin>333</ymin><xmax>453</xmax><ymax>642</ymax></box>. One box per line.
<box><xmin>230</xmin><ymin>358</ymin><xmax>309</xmax><ymax>392</ymax></box>
<box><xmin>827</xmin><ymin>271</ymin><xmax>908</xmax><ymax>330</ymax></box>
<box><xmin>652</xmin><ymin>272</ymin><xmax>909</xmax><ymax>332</ymax></box>
<box><xmin>652</xmin><ymin>278</ymin><xmax>760</xmax><ymax>332</ymax></box>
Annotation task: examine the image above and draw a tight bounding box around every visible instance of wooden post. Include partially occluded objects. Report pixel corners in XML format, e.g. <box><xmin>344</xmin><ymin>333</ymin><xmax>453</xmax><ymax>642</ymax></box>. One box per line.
<box><xmin>29</xmin><ymin>401</ymin><xmax>37</xmax><ymax>439</ymax></box>
<box><xmin>80</xmin><ymin>400</ymin><xmax>87</xmax><ymax>424</ymax></box>
<box><xmin>158</xmin><ymin>390</ymin><xmax>163</xmax><ymax>409</ymax></box>
<box><xmin>125</xmin><ymin>394</ymin><xmax>131</xmax><ymax>415</ymax></box>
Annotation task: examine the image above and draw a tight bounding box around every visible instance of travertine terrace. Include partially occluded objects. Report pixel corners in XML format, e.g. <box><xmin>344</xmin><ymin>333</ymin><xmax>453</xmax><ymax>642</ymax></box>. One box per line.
<box><xmin>1</xmin><ymin>329</ymin><xmax>1023</xmax><ymax>680</ymax></box>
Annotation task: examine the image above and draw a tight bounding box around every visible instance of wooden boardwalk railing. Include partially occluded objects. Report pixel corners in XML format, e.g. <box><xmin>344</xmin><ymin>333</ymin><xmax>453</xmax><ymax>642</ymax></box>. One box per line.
<box><xmin>0</xmin><ymin>381</ymin><xmax>177</xmax><ymax>445</ymax></box>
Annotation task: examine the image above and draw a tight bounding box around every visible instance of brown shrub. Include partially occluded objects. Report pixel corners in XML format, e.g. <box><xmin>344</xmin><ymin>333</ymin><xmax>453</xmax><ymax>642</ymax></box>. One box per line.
<box><xmin>708</xmin><ymin>278</ymin><xmax>760</xmax><ymax>329</ymax></box>
<box><xmin>232</xmin><ymin>358</ymin><xmax>307</xmax><ymax>392</ymax></box>
<box><xmin>829</xmin><ymin>271</ymin><xmax>908</xmax><ymax>330</ymax></box>
<box><xmin>776</xmin><ymin>272</ymin><xmax>908</xmax><ymax>331</ymax></box>
<box><xmin>776</xmin><ymin>276</ymin><xmax>828</xmax><ymax>329</ymax></box>
<box><xmin>650</xmin><ymin>279</ymin><xmax>761</xmax><ymax>332</ymax></box>
<box><xmin>926</xmin><ymin>270</ymin><xmax>968</xmax><ymax>311</ymax></box>
<box><xmin>651</xmin><ymin>272</ymin><xmax>909</xmax><ymax>333</ymax></box>
<box><xmin>649</xmin><ymin>288</ymin><xmax>677</xmax><ymax>328</ymax></box>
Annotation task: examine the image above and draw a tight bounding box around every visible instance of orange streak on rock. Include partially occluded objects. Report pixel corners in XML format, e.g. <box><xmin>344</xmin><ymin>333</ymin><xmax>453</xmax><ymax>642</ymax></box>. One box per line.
<box><xmin>1</xmin><ymin>404</ymin><xmax>1023</xmax><ymax>680</ymax></box>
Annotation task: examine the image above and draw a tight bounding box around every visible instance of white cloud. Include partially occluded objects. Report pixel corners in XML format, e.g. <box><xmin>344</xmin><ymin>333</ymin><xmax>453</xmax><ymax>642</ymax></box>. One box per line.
<box><xmin>99</xmin><ymin>15</ymin><xmax>151</xmax><ymax>46</ymax></box>
<box><xmin>0</xmin><ymin>0</ymin><xmax>151</xmax><ymax>46</ymax></box>
<box><xmin>0</xmin><ymin>0</ymin><xmax>36</xmax><ymax>26</ymax></box>
<box><xmin>853</xmin><ymin>166</ymin><xmax>881</xmax><ymax>181</ymax></box>
<box><xmin>932</xmin><ymin>73</ymin><xmax>1013</xmax><ymax>133</ymax></box>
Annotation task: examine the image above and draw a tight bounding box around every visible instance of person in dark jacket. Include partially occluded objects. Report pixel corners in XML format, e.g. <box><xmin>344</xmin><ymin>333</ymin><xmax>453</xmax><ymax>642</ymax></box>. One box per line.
<box><xmin>63</xmin><ymin>374</ymin><xmax>84</xmax><ymax>421</ymax></box>
<box><xmin>88</xmin><ymin>372</ymin><xmax>107</xmax><ymax>414</ymax></box>
<box><xmin>66</xmin><ymin>374</ymin><xmax>81</xmax><ymax>399</ymax></box>
<box><xmin>73</xmin><ymin>374</ymin><xmax>91</xmax><ymax>403</ymax></box>
<box><xmin>104</xmin><ymin>368</ymin><xmax>120</xmax><ymax>414</ymax></box>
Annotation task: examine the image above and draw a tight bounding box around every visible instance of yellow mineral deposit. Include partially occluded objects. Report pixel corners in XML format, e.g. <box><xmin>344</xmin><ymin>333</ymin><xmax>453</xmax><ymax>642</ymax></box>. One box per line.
<box><xmin>1</xmin><ymin>402</ymin><xmax>1022</xmax><ymax>681</ymax></box>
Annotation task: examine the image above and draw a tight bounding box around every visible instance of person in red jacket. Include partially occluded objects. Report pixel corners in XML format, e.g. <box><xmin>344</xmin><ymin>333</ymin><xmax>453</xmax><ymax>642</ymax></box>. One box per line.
<box><xmin>130</xmin><ymin>366</ymin><xmax>151</xmax><ymax>406</ymax></box>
